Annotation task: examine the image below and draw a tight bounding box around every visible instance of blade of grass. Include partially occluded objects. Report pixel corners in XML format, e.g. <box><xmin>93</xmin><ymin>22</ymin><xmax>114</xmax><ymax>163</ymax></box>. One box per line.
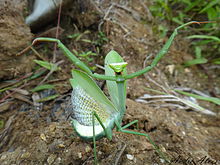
<box><xmin>30</xmin><ymin>84</ymin><xmax>55</xmax><ymax>92</ymax></box>
<box><xmin>0</xmin><ymin>69</ymin><xmax>46</xmax><ymax>93</ymax></box>
<box><xmin>184</xmin><ymin>58</ymin><xmax>208</xmax><ymax>67</ymax></box>
<box><xmin>199</xmin><ymin>0</ymin><xmax>220</xmax><ymax>13</ymax></box>
<box><xmin>174</xmin><ymin>89</ymin><xmax>220</xmax><ymax>106</ymax></box>
<box><xmin>34</xmin><ymin>60</ymin><xmax>60</xmax><ymax>71</ymax></box>
<box><xmin>187</xmin><ymin>35</ymin><xmax>220</xmax><ymax>43</ymax></box>
<box><xmin>36</xmin><ymin>94</ymin><xmax>59</xmax><ymax>102</ymax></box>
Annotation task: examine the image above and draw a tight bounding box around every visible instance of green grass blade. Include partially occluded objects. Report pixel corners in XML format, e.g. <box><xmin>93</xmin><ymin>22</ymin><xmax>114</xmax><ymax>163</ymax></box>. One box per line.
<box><xmin>184</xmin><ymin>58</ymin><xmax>208</xmax><ymax>67</ymax></box>
<box><xmin>34</xmin><ymin>60</ymin><xmax>60</xmax><ymax>71</ymax></box>
<box><xmin>144</xmin><ymin>87</ymin><xmax>167</xmax><ymax>95</ymax></box>
<box><xmin>36</xmin><ymin>94</ymin><xmax>59</xmax><ymax>102</ymax></box>
<box><xmin>175</xmin><ymin>89</ymin><xmax>220</xmax><ymax>106</ymax></box>
<box><xmin>199</xmin><ymin>0</ymin><xmax>220</xmax><ymax>13</ymax></box>
<box><xmin>30</xmin><ymin>84</ymin><xmax>55</xmax><ymax>92</ymax></box>
<box><xmin>195</xmin><ymin>46</ymin><xmax>202</xmax><ymax>59</ymax></box>
<box><xmin>187</xmin><ymin>35</ymin><xmax>220</xmax><ymax>43</ymax></box>
<box><xmin>211</xmin><ymin>58</ymin><xmax>220</xmax><ymax>64</ymax></box>
<box><xmin>184</xmin><ymin>0</ymin><xmax>203</xmax><ymax>12</ymax></box>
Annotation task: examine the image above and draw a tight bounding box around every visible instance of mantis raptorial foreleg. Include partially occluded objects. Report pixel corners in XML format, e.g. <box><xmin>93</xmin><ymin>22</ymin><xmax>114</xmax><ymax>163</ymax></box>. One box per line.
<box><xmin>32</xmin><ymin>38</ymin><xmax>118</xmax><ymax>81</ymax></box>
<box><xmin>32</xmin><ymin>21</ymin><xmax>203</xmax><ymax>82</ymax></box>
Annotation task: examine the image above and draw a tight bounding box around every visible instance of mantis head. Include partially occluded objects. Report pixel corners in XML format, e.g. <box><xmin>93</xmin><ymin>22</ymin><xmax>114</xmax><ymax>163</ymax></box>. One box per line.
<box><xmin>109</xmin><ymin>62</ymin><xmax>128</xmax><ymax>73</ymax></box>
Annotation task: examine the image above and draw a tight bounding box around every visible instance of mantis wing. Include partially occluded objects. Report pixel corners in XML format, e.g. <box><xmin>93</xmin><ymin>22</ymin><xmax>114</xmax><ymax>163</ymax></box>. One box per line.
<box><xmin>104</xmin><ymin>50</ymin><xmax>127</xmax><ymax>110</ymax></box>
<box><xmin>69</xmin><ymin>69</ymin><xmax>119</xmax><ymax>140</ymax></box>
<box><xmin>70</xmin><ymin>69</ymin><xmax>118</xmax><ymax>113</ymax></box>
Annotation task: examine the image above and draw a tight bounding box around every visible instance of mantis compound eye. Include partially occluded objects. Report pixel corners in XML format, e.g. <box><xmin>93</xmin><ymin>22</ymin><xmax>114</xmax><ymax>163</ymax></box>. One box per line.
<box><xmin>109</xmin><ymin>62</ymin><xmax>128</xmax><ymax>73</ymax></box>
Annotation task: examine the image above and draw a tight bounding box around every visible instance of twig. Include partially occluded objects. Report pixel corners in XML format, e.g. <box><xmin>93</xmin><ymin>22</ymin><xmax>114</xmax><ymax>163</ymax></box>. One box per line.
<box><xmin>0</xmin><ymin>83</ymin><xmax>29</xmax><ymax>103</ymax></box>
<box><xmin>145</xmin><ymin>75</ymin><xmax>170</xmax><ymax>94</ymax></box>
<box><xmin>111</xmin><ymin>19</ymin><xmax>130</xmax><ymax>33</ymax></box>
<box><xmin>153</xmin><ymin>103</ymin><xmax>189</xmax><ymax>110</ymax></box>
<box><xmin>136</xmin><ymin>98</ymin><xmax>180</xmax><ymax>104</ymax></box>
<box><xmin>38</xmin><ymin>60</ymin><xmax>64</xmax><ymax>85</ymax></box>
<box><xmin>113</xmin><ymin>3</ymin><xmax>133</xmax><ymax>13</ymax></box>
<box><xmin>53</xmin><ymin>0</ymin><xmax>63</xmax><ymax>63</ymax></box>
<box><xmin>136</xmin><ymin>93</ymin><xmax>216</xmax><ymax>115</ymax></box>
<box><xmin>30</xmin><ymin>46</ymin><xmax>47</xmax><ymax>61</ymax></box>
<box><xmin>98</xmin><ymin>3</ymin><xmax>114</xmax><ymax>31</ymax></box>
<box><xmin>114</xmin><ymin>142</ymin><xmax>127</xmax><ymax>165</ymax></box>
<box><xmin>95</xmin><ymin>64</ymin><xmax>105</xmax><ymax>70</ymax></box>
<box><xmin>0</xmin><ymin>115</ymin><xmax>15</xmax><ymax>151</ymax></box>
<box><xmin>0</xmin><ymin>72</ymin><xmax>33</xmax><ymax>90</ymax></box>
<box><xmin>138</xmin><ymin>94</ymin><xmax>176</xmax><ymax>99</ymax></box>
<box><xmin>207</xmin><ymin>65</ymin><xmax>220</xmax><ymax>69</ymax></box>
<box><xmin>103</xmin><ymin>3</ymin><xmax>115</xmax><ymax>20</ymax></box>
<box><xmin>138</xmin><ymin>0</ymin><xmax>153</xmax><ymax>21</ymax></box>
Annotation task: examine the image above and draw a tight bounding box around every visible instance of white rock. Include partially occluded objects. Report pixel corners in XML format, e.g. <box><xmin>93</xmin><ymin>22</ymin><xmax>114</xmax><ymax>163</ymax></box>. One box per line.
<box><xmin>126</xmin><ymin>154</ymin><xmax>134</xmax><ymax>160</ymax></box>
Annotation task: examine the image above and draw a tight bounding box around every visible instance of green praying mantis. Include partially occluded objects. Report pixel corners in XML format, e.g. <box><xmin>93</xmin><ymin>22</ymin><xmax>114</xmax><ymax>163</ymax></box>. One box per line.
<box><xmin>28</xmin><ymin>21</ymin><xmax>209</xmax><ymax>164</ymax></box>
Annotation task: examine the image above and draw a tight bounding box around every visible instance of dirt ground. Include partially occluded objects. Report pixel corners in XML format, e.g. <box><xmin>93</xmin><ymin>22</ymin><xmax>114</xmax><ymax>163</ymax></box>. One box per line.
<box><xmin>0</xmin><ymin>0</ymin><xmax>219</xmax><ymax>165</ymax></box>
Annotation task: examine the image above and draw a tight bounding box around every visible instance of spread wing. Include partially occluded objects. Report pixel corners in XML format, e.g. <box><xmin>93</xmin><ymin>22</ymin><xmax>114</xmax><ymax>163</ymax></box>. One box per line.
<box><xmin>69</xmin><ymin>69</ymin><xmax>118</xmax><ymax>126</ymax></box>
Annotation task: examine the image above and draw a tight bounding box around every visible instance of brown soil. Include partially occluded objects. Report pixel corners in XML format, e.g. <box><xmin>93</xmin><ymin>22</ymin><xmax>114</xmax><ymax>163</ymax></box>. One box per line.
<box><xmin>0</xmin><ymin>0</ymin><xmax>219</xmax><ymax>165</ymax></box>
<box><xmin>0</xmin><ymin>0</ymin><xmax>33</xmax><ymax>79</ymax></box>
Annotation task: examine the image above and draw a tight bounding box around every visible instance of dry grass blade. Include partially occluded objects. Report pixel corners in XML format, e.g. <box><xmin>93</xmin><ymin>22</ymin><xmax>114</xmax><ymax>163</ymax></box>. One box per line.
<box><xmin>136</xmin><ymin>92</ymin><xmax>216</xmax><ymax>115</ymax></box>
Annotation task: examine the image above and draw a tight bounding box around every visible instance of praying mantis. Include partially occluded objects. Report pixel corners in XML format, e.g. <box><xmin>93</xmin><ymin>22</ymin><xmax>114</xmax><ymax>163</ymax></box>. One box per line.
<box><xmin>29</xmin><ymin>21</ymin><xmax>208</xmax><ymax>164</ymax></box>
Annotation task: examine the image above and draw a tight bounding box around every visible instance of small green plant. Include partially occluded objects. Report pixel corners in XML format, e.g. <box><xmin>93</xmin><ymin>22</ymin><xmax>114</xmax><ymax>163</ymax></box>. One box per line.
<box><xmin>68</xmin><ymin>30</ymin><xmax>108</xmax><ymax>53</ymax></box>
<box><xmin>149</xmin><ymin>0</ymin><xmax>220</xmax><ymax>66</ymax></box>
<box><xmin>72</xmin><ymin>49</ymin><xmax>97</xmax><ymax>62</ymax></box>
<box><xmin>184</xmin><ymin>46</ymin><xmax>208</xmax><ymax>66</ymax></box>
<box><xmin>67</xmin><ymin>30</ymin><xmax>108</xmax><ymax>68</ymax></box>
<box><xmin>67</xmin><ymin>30</ymin><xmax>90</xmax><ymax>41</ymax></box>
<box><xmin>27</xmin><ymin>21</ymin><xmax>208</xmax><ymax>164</ymax></box>
<box><xmin>34</xmin><ymin>59</ymin><xmax>60</xmax><ymax>71</ymax></box>
<box><xmin>186</xmin><ymin>34</ymin><xmax>220</xmax><ymax>65</ymax></box>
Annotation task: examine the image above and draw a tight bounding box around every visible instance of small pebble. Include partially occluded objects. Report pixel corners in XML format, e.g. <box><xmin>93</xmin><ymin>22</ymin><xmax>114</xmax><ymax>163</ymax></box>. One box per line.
<box><xmin>182</xmin><ymin>131</ymin><xmax>186</xmax><ymax>136</ymax></box>
<box><xmin>21</xmin><ymin>152</ymin><xmax>31</xmax><ymax>159</ymax></box>
<box><xmin>47</xmin><ymin>154</ymin><xmax>56</xmax><ymax>165</ymax></box>
<box><xmin>49</xmin><ymin>124</ymin><xmax>56</xmax><ymax>132</ymax></box>
<box><xmin>78</xmin><ymin>153</ymin><xmax>82</xmax><ymax>159</ymax></box>
<box><xmin>166</xmin><ymin>64</ymin><xmax>175</xmax><ymax>75</ymax></box>
<box><xmin>126</xmin><ymin>154</ymin><xmax>134</xmax><ymax>160</ymax></box>
<box><xmin>160</xmin><ymin>158</ymin><xmax>165</xmax><ymax>163</ymax></box>
<box><xmin>1</xmin><ymin>155</ymin><xmax>7</xmax><ymax>160</ymax></box>
<box><xmin>58</xmin><ymin>144</ymin><xmax>65</xmax><ymax>148</ymax></box>
<box><xmin>184</xmin><ymin>68</ymin><xmax>190</xmax><ymax>73</ymax></box>
<box><xmin>85</xmin><ymin>146</ymin><xmax>91</xmax><ymax>152</ymax></box>
<box><xmin>40</xmin><ymin>133</ymin><xmax>47</xmax><ymax>142</ymax></box>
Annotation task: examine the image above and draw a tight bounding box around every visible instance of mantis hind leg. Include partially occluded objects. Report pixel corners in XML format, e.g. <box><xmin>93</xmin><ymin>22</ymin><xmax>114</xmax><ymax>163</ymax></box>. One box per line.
<box><xmin>115</xmin><ymin>120</ymin><xmax>170</xmax><ymax>163</ymax></box>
